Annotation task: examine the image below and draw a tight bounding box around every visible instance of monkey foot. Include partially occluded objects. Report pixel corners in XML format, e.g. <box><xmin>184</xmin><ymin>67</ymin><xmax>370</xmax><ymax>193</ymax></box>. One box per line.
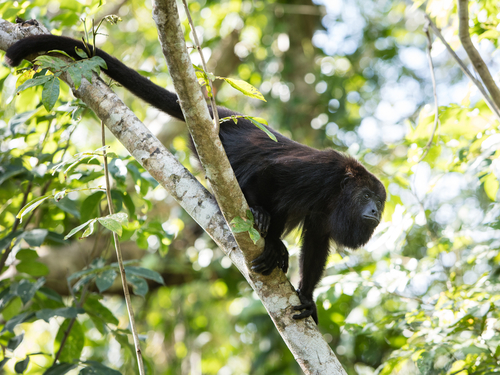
<box><xmin>250</xmin><ymin>206</ymin><xmax>271</xmax><ymax>237</ymax></box>
<box><xmin>293</xmin><ymin>290</ymin><xmax>318</xmax><ymax>324</ymax></box>
<box><xmin>251</xmin><ymin>237</ymin><xmax>289</xmax><ymax>275</ymax></box>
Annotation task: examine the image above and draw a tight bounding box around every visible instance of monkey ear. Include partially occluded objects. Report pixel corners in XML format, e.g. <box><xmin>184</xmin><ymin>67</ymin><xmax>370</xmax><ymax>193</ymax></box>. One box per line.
<box><xmin>341</xmin><ymin>166</ymin><xmax>357</xmax><ymax>189</ymax></box>
<box><xmin>345</xmin><ymin>166</ymin><xmax>356</xmax><ymax>178</ymax></box>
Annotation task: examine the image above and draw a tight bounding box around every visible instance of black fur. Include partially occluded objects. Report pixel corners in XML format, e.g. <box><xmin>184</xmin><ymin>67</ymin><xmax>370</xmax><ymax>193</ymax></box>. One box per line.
<box><xmin>6</xmin><ymin>35</ymin><xmax>386</xmax><ymax>323</ymax></box>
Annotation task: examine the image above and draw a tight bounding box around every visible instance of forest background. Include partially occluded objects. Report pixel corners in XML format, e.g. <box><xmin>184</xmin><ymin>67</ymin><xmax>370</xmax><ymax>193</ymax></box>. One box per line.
<box><xmin>1</xmin><ymin>0</ymin><xmax>500</xmax><ymax>374</ymax></box>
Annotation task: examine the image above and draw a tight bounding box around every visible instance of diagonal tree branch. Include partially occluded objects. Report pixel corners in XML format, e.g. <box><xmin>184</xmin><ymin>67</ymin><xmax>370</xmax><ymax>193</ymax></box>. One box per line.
<box><xmin>424</xmin><ymin>14</ymin><xmax>500</xmax><ymax>122</ymax></box>
<box><xmin>457</xmin><ymin>0</ymin><xmax>500</xmax><ymax>112</ymax></box>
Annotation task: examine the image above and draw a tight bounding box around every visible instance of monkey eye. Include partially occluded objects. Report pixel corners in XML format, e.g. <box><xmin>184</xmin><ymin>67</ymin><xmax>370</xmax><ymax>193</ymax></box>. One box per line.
<box><xmin>364</xmin><ymin>193</ymin><xmax>370</xmax><ymax>199</ymax></box>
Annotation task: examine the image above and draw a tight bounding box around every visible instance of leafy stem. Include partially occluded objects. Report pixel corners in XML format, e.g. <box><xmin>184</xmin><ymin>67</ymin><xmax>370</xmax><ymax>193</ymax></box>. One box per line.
<box><xmin>101</xmin><ymin>120</ymin><xmax>145</xmax><ymax>375</ymax></box>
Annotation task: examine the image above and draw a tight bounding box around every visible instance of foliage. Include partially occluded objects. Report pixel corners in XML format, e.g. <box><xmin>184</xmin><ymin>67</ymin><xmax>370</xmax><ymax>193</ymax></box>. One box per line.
<box><xmin>1</xmin><ymin>0</ymin><xmax>500</xmax><ymax>374</ymax></box>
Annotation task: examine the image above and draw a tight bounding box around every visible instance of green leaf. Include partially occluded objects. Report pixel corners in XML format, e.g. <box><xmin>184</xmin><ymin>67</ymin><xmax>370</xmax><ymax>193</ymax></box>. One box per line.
<box><xmin>0</xmin><ymin>231</ymin><xmax>23</xmax><ymax>251</ymax></box>
<box><xmin>247</xmin><ymin>116</ymin><xmax>268</xmax><ymax>125</ymax></box>
<box><xmin>34</xmin><ymin>55</ymin><xmax>68</xmax><ymax>70</ymax></box>
<box><xmin>45</xmin><ymin>49</ymin><xmax>74</xmax><ymax>60</ymax></box>
<box><xmin>7</xmin><ymin>333</ymin><xmax>24</xmax><ymax>350</ymax></box>
<box><xmin>2</xmin><ymin>296</ymin><xmax>22</xmax><ymax>321</ymax></box>
<box><xmin>42</xmin><ymin>363</ymin><xmax>78</xmax><ymax>375</ymax></box>
<box><xmin>64</xmin><ymin>218</ymin><xmax>96</xmax><ymax>240</ymax></box>
<box><xmin>14</xmin><ymin>357</ymin><xmax>29</xmax><ymax>374</ymax></box>
<box><xmin>87</xmin><ymin>56</ymin><xmax>108</xmax><ymax>73</ymax></box>
<box><xmin>248</xmin><ymin>227</ymin><xmax>261</xmax><ymax>244</ymax></box>
<box><xmin>15</xmin><ymin>75</ymin><xmax>52</xmax><ymax>94</ymax></box>
<box><xmin>222</xmin><ymin>77</ymin><xmax>266</xmax><ymax>101</ymax></box>
<box><xmin>81</xmin><ymin>361</ymin><xmax>121</xmax><ymax>375</ymax></box>
<box><xmin>15</xmin><ymin>278</ymin><xmax>45</xmax><ymax>305</ymax></box>
<box><xmin>230</xmin><ymin>211</ymin><xmax>261</xmax><ymax>243</ymax></box>
<box><xmin>121</xmin><ymin>192</ymin><xmax>136</xmax><ymax>220</ymax></box>
<box><xmin>3</xmin><ymin>312</ymin><xmax>35</xmax><ymax>333</ymax></box>
<box><xmin>16</xmin><ymin>260</ymin><xmax>49</xmax><ymax>277</ymax></box>
<box><xmin>55</xmin><ymin>197</ymin><xmax>81</xmax><ymax>219</ymax></box>
<box><xmin>23</xmin><ymin>229</ymin><xmax>49</xmax><ymax>247</ymax></box>
<box><xmin>36</xmin><ymin>307</ymin><xmax>83</xmax><ymax>323</ymax></box>
<box><xmin>108</xmin><ymin>212</ymin><xmax>128</xmax><ymax>224</ymax></box>
<box><xmin>84</xmin><ymin>295</ymin><xmax>119</xmax><ymax>325</ymax></box>
<box><xmin>0</xmin><ymin>167</ymin><xmax>27</xmax><ymax>185</ymax></box>
<box><xmin>17</xmin><ymin>195</ymin><xmax>53</xmax><ymax>222</ymax></box>
<box><xmin>75</xmin><ymin>47</ymin><xmax>89</xmax><ymax>59</ymax></box>
<box><xmin>113</xmin><ymin>331</ymin><xmax>136</xmax><ymax>357</ymax></box>
<box><xmin>230</xmin><ymin>216</ymin><xmax>252</xmax><ymax>233</ymax></box>
<box><xmin>95</xmin><ymin>269</ymin><xmax>117</xmax><ymax>293</ymax></box>
<box><xmin>82</xmin><ymin>220</ymin><xmax>96</xmax><ymax>238</ymax></box>
<box><xmin>80</xmin><ymin>191</ymin><xmax>105</xmax><ymax>223</ymax></box>
<box><xmin>124</xmin><ymin>266</ymin><xmax>164</xmax><ymax>285</ymax></box>
<box><xmin>0</xmin><ymin>358</ymin><xmax>10</xmax><ymax>369</ymax></box>
<box><xmin>38</xmin><ymin>287</ymin><xmax>64</xmax><ymax>303</ymax></box>
<box><xmin>41</xmin><ymin>76</ymin><xmax>60</xmax><ymax>111</ymax></box>
<box><xmin>127</xmin><ymin>275</ymin><xmax>149</xmax><ymax>297</ymax></box>
<box><xmin>0</xmin><ymin>288</ymin><xmax>15</xmax><ymax>311</ymax></box>
<box><xmin>97</xmin><ymin>213</ymin><xmax>128</xmax><ymax>236</ymax></box>
<box><xmin>248</xmin><ymin>118</ymin><xmax>277</xmax><ymax>142</ymax></box>
<box><xmin>54</xmin><ymin>319</ymin><xmax>84</xmax><ymax>363</ymax></box>
<box><xmin>67</xmin><ymin>64</ymin><xmax>83</xmax><ymax>89</ymax></box>
<box><xmin>16</xmin><ymin>249</ymin><xmax>39</xmax><ymax>261</ymax></box>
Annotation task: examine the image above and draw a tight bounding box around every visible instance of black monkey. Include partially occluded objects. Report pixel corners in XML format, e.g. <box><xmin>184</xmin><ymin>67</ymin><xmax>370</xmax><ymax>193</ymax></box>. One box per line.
<box><xmin>6</xmin><ymin>35</ymin><xmax>386</xmax><ymax>324</ymax></box>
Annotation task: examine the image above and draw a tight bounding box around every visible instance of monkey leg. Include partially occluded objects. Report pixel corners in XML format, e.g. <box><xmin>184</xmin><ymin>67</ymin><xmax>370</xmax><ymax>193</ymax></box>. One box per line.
<box><xmin>250</xmin><ymin>206</ymin><xmax>271</xmax><ymax>237</ymax></box>
<box><xmin>251</xmin><ymin>236</ymin><xmax>289</xmax><ymax>275</ymax></box>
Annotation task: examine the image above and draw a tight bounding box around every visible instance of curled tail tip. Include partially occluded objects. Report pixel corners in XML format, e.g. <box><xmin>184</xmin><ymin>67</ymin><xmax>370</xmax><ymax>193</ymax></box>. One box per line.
<box><xmin>4</xmin><ymin>51</ymin><xmax>20</xmax><ymax>67</ymax></box>
<box><xmin>5</xmin><ymin>42</ymin><xmax>25</xmax><ymax>67</ymax></box>
<box><xmin>5</xmin><ymin>56</ymin><xmax>15</xmax><ymax>66</ymax></box>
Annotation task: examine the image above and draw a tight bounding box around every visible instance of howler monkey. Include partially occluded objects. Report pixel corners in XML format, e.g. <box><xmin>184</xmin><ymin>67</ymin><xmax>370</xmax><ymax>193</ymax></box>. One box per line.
<box><xmin>6</xmin><ymin>34</ymin><xmax>386</xmax><ymax>324</ymax></box>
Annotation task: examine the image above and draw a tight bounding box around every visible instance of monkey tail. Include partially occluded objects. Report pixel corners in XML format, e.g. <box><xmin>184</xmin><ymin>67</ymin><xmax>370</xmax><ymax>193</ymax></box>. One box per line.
<box><xmin>5</xmin><ymin>35</ymin><xmax>185</xmax><ymax>121</ymax></box>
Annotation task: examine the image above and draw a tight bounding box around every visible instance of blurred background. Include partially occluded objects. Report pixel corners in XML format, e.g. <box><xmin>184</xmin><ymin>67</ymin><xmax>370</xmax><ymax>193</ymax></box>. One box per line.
<box><xmin>1</xmin><ymin>0</ymin><xmax>500</xmax><ymax>374</ymax></box>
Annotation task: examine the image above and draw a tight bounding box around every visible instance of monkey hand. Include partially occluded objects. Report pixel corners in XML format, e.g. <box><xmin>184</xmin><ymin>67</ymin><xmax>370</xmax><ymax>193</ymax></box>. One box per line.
<box><xmin>250</xmin><ymin>237</ymin><xmax>289</xmax><ymax>275</ymax></box>
<box><xmin>250</xmin><ymin>206</ymin><xmax>271</xmax><ymax>237</ymax></box>
<box><xmin>292</xmin><ymin>290</ymin><xmax>318</xmax><ymax>324</ymax></box>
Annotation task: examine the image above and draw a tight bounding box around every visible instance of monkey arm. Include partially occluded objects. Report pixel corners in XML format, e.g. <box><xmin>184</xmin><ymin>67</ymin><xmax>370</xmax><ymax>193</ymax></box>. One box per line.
<box><xmin>293</xmin><ymin>218</ymin><xmax>330</xmax><ymax>324</ymax></box>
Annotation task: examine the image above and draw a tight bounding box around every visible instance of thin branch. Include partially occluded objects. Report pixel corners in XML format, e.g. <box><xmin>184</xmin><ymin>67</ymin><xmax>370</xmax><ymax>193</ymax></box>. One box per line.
<box><xmin>0</xmin><ymin>181</ymin><xmax>32</xmax><ymax>271</ymax></box>
<box><xmin>457</xmin><ymin>0</ymin><xmax>500</xmax><ymax>111</ymax></box>
<box><xmin>53</xmin><ymin>318</ymin><xmax>77</xmax><ymax>364</ymax></box>
<box><xmin>181</xmin><ymin>0</ymin><xmax>220</xmax><ymax>132</ymax></box>
<box><xmin>418</xmin><ymin>20</ymin><xmax>440</xmax><ymax>162</ymax></box>
<box><xmin>54</xmin><ymin>283</ymin><xmax>89</xmax><ymax>364</ymax></box>
<box><xmin>101</xmin><ymin>120</ymin><xmax>145</xmax><ymax>375</ymax></box>
<box><xmin>424</xmin><ymin>14</ymin><xmax>500</xmax><ymax>122</ymax></box>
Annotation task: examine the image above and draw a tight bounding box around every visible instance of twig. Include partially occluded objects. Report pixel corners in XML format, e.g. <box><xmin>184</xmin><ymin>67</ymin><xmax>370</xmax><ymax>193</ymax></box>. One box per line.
<box><xmin>54</xmin><ymin>284</ymin><xmax>88</xmax><ymax>364</ymax></box>
<box><xmin>181</xmin><ymin>0</ymin><xmax>220</xmax><ymax>132</ymax></box>
<box><xmin>418</xmin><ymin>20</ymin><xmax>440</xmax><ymax>162</ymax></box>
<box><xmin>0</xmin><ymin>181</ymin><xmax>32</xmax><ymax>271</ymax></box>
<box><xmin>53</xmin><ymin>318</ymin><xmax>77</xmax><ymax>363</ymax></box>
<box><xmin>457</xmin><ymin>0</ymin><xmax>500</xmax><ymax>111</ymax></box>
<box><xmin>101</xmin><ymin>120</ymin><xmax>145</xmax><ymax>375</ymax></box>
<box><xmin>424</xmin><ymin>14</ymin><xmax>500</xmax><ymax>122</ymax></box>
